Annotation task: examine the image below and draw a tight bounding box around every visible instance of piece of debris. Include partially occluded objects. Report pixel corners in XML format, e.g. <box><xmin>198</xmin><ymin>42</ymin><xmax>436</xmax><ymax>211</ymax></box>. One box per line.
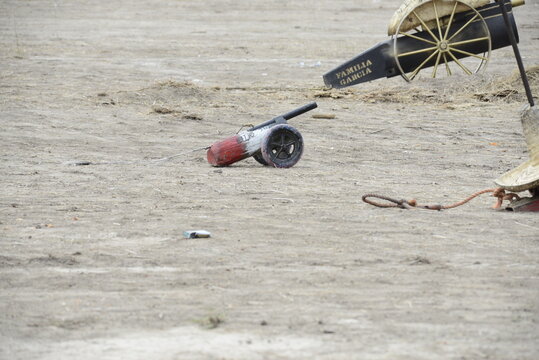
<box><xmin>313</xmin><ymin>90</ymin><xmax>346</xmax><ymax>99</ymax></box>
<box><xmin>312</xmin><ymin>114</ymin><xmax>336</xmax><ymax>119</ymax></box>
<box><xmin>101</xmin><ymin>98</ymin><xmax>116</xmax><ymax>105</ymax></box>
<box><xmin>151</xmin><ymin>105</ymin><xmax>175</xmax><ymax>114</ymax></box>
<box><xmin>199</xmin><ymin>315</ymin><xmax>224</xmax><ymax>329</ymax></box>
<box><xmin>182</xmin><ymin>114</ymin><xmax>203</xmax><ymax>121</ymax></box>
<box><xmin>183</xmin><ymin>230</ymin><xmax>211</xmax><ymax>239</ymax></box>
<box><xmin>474</xmin><ymin>89</ymin><xmax>519</xmax><ymax>102</ymax></box>
<box><xmin>409</xmin><ymin>256</ymin><xmax>431</xmax><ymax>265</ymax></box>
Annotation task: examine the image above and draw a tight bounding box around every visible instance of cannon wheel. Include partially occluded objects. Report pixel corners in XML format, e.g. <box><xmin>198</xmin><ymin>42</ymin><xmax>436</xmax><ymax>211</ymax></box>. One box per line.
<box><xmin>261</xmin><ymin>124</ymin><xmax>303</xmax><ymax>168</ymax></box>
<box><xmin>252</xmin><ymin>152</ymin><xmax>268</xmax><ymax>166</ymax></box>
<box><xmin>392</xmin><ymin>0</ymin><xmax>491</xmax><ymax>81</ymax></box>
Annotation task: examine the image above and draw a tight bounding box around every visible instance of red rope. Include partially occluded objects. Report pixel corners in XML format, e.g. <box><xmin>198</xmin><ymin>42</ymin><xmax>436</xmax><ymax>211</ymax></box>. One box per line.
<box><xmin>362</xmin><ymin>187</ymin><xmax>521</xmax><ymax>210</ymax></box>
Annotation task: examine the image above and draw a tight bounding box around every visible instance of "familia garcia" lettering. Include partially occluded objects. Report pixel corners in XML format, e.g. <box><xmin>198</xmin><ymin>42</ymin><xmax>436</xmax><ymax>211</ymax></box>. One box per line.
<box><xmin>335</xmin><ymin>60</ymin><xmax>373</xmax><ymax>86</ymax></box>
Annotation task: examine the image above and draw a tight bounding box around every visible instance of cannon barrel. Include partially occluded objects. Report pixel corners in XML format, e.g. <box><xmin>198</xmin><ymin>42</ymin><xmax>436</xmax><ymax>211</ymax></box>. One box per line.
<box><xmin>250</xmin><ymin>102</ymin><xmax>317</xmax><ymax>131</ymax></box>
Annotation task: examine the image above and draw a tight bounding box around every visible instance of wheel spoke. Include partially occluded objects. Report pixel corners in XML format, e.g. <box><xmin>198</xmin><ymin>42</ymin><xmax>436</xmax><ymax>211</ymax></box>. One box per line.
<box><xmin>432</xmin><ymin>0</ymin><xmax>443</xmax><ymax>41</ymax></box>
<box><xmin>271</xmin><ymin>133</ymin><xmax>296</xmax><ymax>159</ymax></box>
<box><xmin>443</xmin><ymin>53</ymin><xmax>452</xmax><ymax>75</ymax></box>
<box><xmin>411</xmin><ymin>10</ymin><xmax>439</xmax><ymax>42</ymax></box>
<box><xmin>284</xmin><ymin>140</ymin><xmax>297</xmax><ymax>148</ymax></box>
<box><xmin>449</xmin><ymin>36</ymin><xmax>489</xmax><ymax>47</ymax></box>
<box><xmin>432</xmin><ymin>51</ymin><xmax>442</xmax><ymax>78</ymax></box>
<box><xmin>447</xmin><ymin>51</ymin><xmax>472</xmax><ymax>75</ymax></box>
<box><xmin>275</xmin><ymin>143</ymin><xmax>286</xmax><ymax>157</ymax></box>
<box><xmin>398</xmin><ymin>31</ymin><xmax>437</xmax><ymax>46</ymax></box>
<box><xmin>448</xmin><ymin>46</ymin><xmax>488</xmax><ymax>61</ymax></box>
<box><xmin>409</xmin><ymin>49</ymin><xmax>440</xmax><ymax>80</ymax></box>
<box><xmin>397</xmin><ymin>46</ymin><xmax>438</xmax><ymax>58</ymax></box>
<box><xmin>447</xmin><ymin>14</ymin><xmax>479</xmax><ymax>42</ymax></box>
<box><xmin>443</xmin><ymin>1</ymin><xmax>459</xmax><ymax>41</ymax></box>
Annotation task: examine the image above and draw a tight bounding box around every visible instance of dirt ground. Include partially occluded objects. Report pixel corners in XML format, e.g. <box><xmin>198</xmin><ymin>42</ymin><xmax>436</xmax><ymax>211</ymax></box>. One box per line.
<box><xmin>1</xmin><ymin>0</ymin><xmax>539</xmax><ymax>359</ymax></box>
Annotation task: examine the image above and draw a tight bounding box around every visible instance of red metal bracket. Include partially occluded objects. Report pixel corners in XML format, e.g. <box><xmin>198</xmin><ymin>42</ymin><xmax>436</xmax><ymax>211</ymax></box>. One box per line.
<box><xmin>506</xmin><ymin>195</ymin><xmax>539</xmax><ymax>212</ymax></box>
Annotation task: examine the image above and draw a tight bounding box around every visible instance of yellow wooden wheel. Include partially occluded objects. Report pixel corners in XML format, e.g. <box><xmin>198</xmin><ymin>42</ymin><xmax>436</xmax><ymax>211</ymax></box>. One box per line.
<box><xmin>391</xmin><ymin>0</ymin><xmax>492</xmax><ymax>81</ymax></box>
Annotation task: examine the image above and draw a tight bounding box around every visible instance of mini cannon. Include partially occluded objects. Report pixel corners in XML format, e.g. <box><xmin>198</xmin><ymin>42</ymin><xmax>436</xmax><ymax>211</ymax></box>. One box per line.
<box><xmin>323</xmin><ymin>0</ymin><xmax>525</xmax><ymax>88</ymax></box>
<box><xmin>207</xmin><ymin>102</ymin><xmax>317</xmax><ymax>168</ymax></box>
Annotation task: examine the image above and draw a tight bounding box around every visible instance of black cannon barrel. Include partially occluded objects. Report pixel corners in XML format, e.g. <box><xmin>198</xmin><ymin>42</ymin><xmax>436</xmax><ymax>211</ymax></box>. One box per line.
<box><xmin>250</xmin><ymin>102</ymin><xmax>318</xmax><ymax>131</ymax></box>
<box><xmin>281</xmin><ymin>102</ymin><xmax>318</xmax><ymax>120</ymax></box>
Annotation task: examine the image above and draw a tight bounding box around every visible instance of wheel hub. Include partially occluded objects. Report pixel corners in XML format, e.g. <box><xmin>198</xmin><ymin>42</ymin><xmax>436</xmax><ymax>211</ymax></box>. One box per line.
<box><xmin>438</xmin><ymin>40</ymin><xmax>449</xmax><ymax>52</ymax></box>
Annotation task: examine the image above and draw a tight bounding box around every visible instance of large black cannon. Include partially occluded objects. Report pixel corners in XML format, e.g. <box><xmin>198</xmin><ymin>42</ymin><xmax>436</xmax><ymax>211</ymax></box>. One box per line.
<box><xmin>323</xmin><ymin>0</ymin><xmax>525</xmax><ymax>88</ymax></box>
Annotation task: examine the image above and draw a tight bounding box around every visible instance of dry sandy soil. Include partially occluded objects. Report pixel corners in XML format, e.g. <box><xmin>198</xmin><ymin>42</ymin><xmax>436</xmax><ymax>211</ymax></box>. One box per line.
<box><xmin>1</xmin><ymin>0</ymin><xmax>539</xmax><ymax>359</ymax></box>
